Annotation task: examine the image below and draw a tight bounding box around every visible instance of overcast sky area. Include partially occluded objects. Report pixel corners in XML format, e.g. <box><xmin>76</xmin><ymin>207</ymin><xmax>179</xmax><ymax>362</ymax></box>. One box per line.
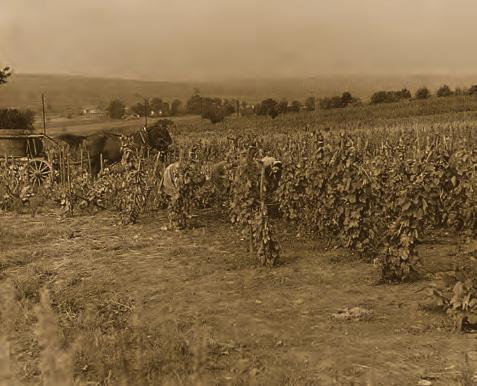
<box><xmin>1</xmin><ymin>0</ymin><xmax>477</xmax><ymax>81</ymax></box>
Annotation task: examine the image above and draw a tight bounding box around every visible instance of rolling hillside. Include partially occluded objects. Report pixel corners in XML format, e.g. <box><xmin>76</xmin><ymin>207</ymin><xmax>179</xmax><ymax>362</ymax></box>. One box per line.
<box><xmin>1</xmin><ymin>73</ymin><xmax>477</xmax><ymax>114</ymax></box>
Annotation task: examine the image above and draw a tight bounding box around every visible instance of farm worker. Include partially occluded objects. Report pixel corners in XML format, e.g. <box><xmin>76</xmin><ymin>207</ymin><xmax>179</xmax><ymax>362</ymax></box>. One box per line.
<box><xmin>159</xmin><ymin>161</ymin><xmax>180</xmax><ymax>199</ymax></box>
<box><xmin>258</xmin><ymin>156</ymin><xmax>282</xmax><ymax>194</ymax></box>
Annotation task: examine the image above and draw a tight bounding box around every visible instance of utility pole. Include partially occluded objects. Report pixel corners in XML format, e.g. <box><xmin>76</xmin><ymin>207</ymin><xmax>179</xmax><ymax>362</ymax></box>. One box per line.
<box><xmin>41</xmin><ymin>93</ymin><xmax>47</xmax><ymax>135</ymax></box>
<box><xmin>144</xmin><ymin>98</ymin><xmax>148</xmax><ymax>129</ymax></box>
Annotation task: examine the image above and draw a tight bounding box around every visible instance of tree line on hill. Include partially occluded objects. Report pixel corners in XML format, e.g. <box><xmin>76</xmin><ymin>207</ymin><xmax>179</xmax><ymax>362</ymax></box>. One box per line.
<box><xmin>368</xmin><ymin>84</ymin><xmax>477</xmax><ymax>105</ymax></box>
<box><xmin>106</xmin><ymin>92</ymin><xmax>319</xmax><ymax>123</ymax></box>
<box><xmin>86</xmin><ymin>83</ymin><xmax>477</xmax><ymax>123</ymax></box>
<box><xmin>73</xmin><ymin>81</ymin><xmax>477</xmax><ymax>124</ymax></box>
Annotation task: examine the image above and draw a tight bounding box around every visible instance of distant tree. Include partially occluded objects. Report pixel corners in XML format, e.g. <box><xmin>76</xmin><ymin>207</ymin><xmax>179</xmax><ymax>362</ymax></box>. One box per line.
<box><xmin>304</xmin><ymin>96</ymin><xmax>316</xmax><ymax>111</ymax></box>
<box><xmin>106</xmin><ymin>99</ymin><xmax>126</xmax><ymax>119</ymax></box>
<box><xmin>289</xmin><ymin>100</ymin><xmax>302</xmax><ymax>113</ymax></box>
<box><xmin>162</xmin><ymin>102</ymin><xmax>170</xmax><ymax>116</ymax></box>
<box><xmin>341</xmin><ymin>92</ymin><xmax>353</xmax><ymax>105</ymax></box>
<box><xmin>130</xmin><ymin>102</ymin><xmax>151</xmax><ymax>117</ymax></box>
<box><xmin>0</xmin><ymin>108</ymin><xmax>35</xmax><ymax>130</ymax></box>
<box><xmin>436</xmin><ymin>85</ymin><xmax>453</xmax><ymax>97</ymax></box>
<box><xmin>171</xmin><ymin>99</ymin><xmax>182</xmax><ymax>116</ymax></box>
<box><xmin>186</xmin><ymin>94</ymin><xmax>203</xmax><ymax>114</ymax></box>
<box><xmin>255</xmin><ymin>98</ymin><xmax>279</xmax><ymax>118</ymax></box>
<box><xmin>320</xmin><ymin>96</ymin><xmax>344</xmax><ymax>109</ymax></box>
<box><xmin>150</xmin><ymin>97</ymin><xmax>165</xmax><ymax>115</ymax></box>
<box><xmin>0</xmin><ymin>66</ymin><xmax>11</xmax><ymax>85</ymax></box>
<box><xmin>370</xmin><ymin>91</ymin><xmax>388</xmax><ymax>105</ymax></box>
<box><xmin>269</xmin><ymin>108</ymin><xmax>278</xmax><ymax>119</ymax></box>
<box><xmin>397</xmin><ymin>88</ymin><xmax>412</xmax><ymax>99</ymax></box>
<box><xmin>319</xmin><ymin>97</ymin><xmax>331</xmax><ymax>110</ymax></box>
<box><xmin>202</xmin><ymin>103</ymin><xmax>225</xmax><ymax>124</ymax></box>
<box><xmin>455</xmin><ymin>87</ymin><xmax>463</xmax><ymax>96</ymax></box>
<box><xmin>370</xmin><ymin>89</ymin><xmax>410</xmax><ymax>104</ymax></box>
<box><xmin>468</xmin><ymin>85</ymin><xmax>477</xmax><ymax>96</ymax></box>
<box><xmin>222</xmin><ymin>99</ymin><xmax>236</xmax><ymax>116</ymax></box>
<box><xmin>415</xmin><ymin>87</ymin><xmax>430</xmax><ymax>99</ymax></box>
<box><xmin>277</xmin><ymin>99</ymin><xmax>288</xmax><ymax>114</ymax></box>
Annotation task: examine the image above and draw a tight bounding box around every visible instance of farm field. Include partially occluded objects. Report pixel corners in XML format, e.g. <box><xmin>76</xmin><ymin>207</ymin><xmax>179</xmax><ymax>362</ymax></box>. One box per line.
<box><xmin>1</xmin><ymin>95</ymin><xmax>477</xmax><ymax>385</ymax></box>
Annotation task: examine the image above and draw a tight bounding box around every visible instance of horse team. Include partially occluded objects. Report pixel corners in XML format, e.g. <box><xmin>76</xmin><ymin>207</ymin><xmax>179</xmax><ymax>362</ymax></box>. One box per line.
<box><xmin>57</xmin><ymin>119</ymin><xmax>283</xmax><ymax>206</ymax></box>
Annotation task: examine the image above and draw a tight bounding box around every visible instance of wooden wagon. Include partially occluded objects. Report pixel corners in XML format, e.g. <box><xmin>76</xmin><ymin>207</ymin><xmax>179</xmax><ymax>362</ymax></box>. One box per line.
<box><xmin>0</xmin><ymin>129</ymin><xmax>57</xmax><ymax>185</ymax></box>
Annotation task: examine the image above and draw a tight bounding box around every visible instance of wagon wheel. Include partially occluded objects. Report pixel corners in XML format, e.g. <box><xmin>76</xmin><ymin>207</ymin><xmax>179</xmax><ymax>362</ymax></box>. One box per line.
<box><xmin>27</xmin><ymin>159</ymin><xmax>52</xmax><ymax>186</ymax></box>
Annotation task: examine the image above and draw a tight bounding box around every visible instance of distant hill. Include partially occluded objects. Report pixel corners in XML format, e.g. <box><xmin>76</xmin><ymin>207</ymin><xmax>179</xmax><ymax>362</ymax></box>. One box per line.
<box><xmin>1</xmin><ymin>73</ymin><xmax>477</xmax><ymax>114</ymax></box>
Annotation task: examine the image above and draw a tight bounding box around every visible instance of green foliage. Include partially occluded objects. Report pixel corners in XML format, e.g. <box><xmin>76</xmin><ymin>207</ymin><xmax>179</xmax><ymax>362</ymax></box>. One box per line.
<box><xmin>106</xmin><ymin>99</ymin><xmax>126</xmax><ymax>119</ymax></box>
<box><xmin>275</xmin><ymin>127</ymin><xmax>476</xmax><ymax>281</ymax></box>
<box><xmin>320</xmin><ymin>96</ymin><xmax>345</xmax><ymax>110</ymax></box>
<box><xmin>277</xmin><ymin>99</ymin><xmax>289</xmax><ymax>114</ymax></box>
<box><xmin>171</xmin><ymin>99</ymin><xmax>182</xmax><ymax>116</ymax></box>
<box><xmin>150</xmin><ymin>97</ymin><xmax>166</xmax><ymax>116</ymax></box>
<box><xmin>341</xmin><ymin>91</ymin><xmax>353</xmax><ymax>105</ymax></box>
<box><xmin>229</xmin><ymin>146</ymin><xmax>280</xmax><ymax>266</ymax></box>
<box><xmin>431</xmin><ymin>262</ymin><xmax>477</xmax><ymax>331</ymax></box>
<box><xmin>468</xmin><ymin>85</ymin><xmax>477</xmax><ymax>96</ymax></box>
<box><xmin>415</xmin><ymin>87</ymin><xmax>431</xmax><ymax>100</ymax></box>
<box><xmin>130</xmin><ymin>101</ymin><xmax>150</xmax><ymax>117</ymax></box>
<box><xmin>116</xmin><ymin>136</ymin><xmax>151</xmax><ymax>225</ymax></box>
<box><xmin>0</xmin><ymin>109</ymin><xmax>35</xmax><ymax>130</ymax></box>
<box><xmin>0</xmin><ymin>66</ymin><xmax>11</xmax><ymax>85</ymax></box>
<box><xmin>289</xmin><ymin>100</ymin><xmax>302</xmax><ymax>113</ymax></box>
<box><xmin>202</xmin><ymin>104</ymin><xmax>225</xmax><ymax>124</ymax></box>
<box><xmin>186</xmin><ymin>93</ymin><xmax>203</xmax><ymax>114</ymax></box>
<box><xmin>370</xmin><ymin>89</ymin><xmax>411</xmax><ymax>104</ymax></box>
<box><xmin>304</xmin><ymin>96</ymin><xmax>316</xmax><ymax>111</ymax></box>
<box><xmin>0</xmin><ymin>162</ymin><xmax>36</xmax><ymax>211</ymax></box>
<box><xmin>255</xmin><ymin>98</ymin><xmax>279</xmax><ymax>118</ymax></box>
<box><xmin>319</xmin><ymin>92</ymin><xmax>357</xmax><ymax>110</ymax></box>
<box><xmin>437</xmin><ymin>84</ymin><xmax>453</xmax><ymax>97</ymax></box>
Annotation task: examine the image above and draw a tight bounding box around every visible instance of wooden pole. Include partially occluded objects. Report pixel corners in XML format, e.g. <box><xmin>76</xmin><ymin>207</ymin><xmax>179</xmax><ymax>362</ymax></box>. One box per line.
<box><xmin>260</xmin><ymin>165</ymin><xmax>265</xmax><ymax>211</ymax></box>
<box><xmin>66</xmin><ymin>152</ymin><xmax>70</xmax><ymax>185</ymax></box>
<box><xmin>41</xmin><ymin>93</ymin><xmax>47</xmax><ymax>135</ymax></box>
<box><xmin>87</xmin><ymin>151</ymin><xmax>92</xmax><ymax>177</ymax></box>
<box><xmin>67</xmin><ymin>153</ymin><xmax>73</xmax><ymax>216</ymax></box>
<box><xmin>249</xmin><ymin>221</ymin><xmax>253</xmax><ymax>256</ymax></box>
<box><xmin>59</xmin><ymin>149</ymin><xmax>63</xmax><ymax>185</ymax></box>
<box><xmin>144</xmin><ymin>98</ymin><xmax>148</xmax><ymax>129</ymax></box>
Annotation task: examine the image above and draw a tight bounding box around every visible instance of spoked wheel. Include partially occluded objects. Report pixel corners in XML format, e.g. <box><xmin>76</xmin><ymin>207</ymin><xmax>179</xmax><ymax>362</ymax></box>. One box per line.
<box><xmin>27</xmin><ymin>159</ymin><xmax>52</xmax><ymax>186</ymax></box>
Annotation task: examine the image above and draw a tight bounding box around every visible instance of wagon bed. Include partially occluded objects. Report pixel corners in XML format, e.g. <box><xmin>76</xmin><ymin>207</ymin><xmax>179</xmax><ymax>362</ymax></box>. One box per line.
<box><xmin>0</xmin><ymin>130</ymin><xmax>57</xmax><ymax>185</ymax></box>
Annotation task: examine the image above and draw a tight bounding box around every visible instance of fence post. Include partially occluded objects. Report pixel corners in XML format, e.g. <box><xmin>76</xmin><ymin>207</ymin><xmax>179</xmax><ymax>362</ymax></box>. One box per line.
<box><xmin>87</xmin><ymin>151</ymin><xmax>92</xmax><ymax>177</ymax></box>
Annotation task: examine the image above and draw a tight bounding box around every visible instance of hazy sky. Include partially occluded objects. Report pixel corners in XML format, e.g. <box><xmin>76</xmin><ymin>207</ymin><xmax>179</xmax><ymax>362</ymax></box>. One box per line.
<box><xmin>2</xmin><ymin>0</ymin><xmax>477</xmax><ymax>81</ymax></box>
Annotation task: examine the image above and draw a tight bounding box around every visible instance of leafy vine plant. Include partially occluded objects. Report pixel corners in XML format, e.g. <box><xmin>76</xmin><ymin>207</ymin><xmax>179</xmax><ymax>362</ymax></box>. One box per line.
<box><xmin>0</xmin><ymin>162</ymin><xmax>32</xmax><ymax>211</ymax></box>
<box><xmin>229</xmin><ymin>146</ymin><xmax>280</xmax><ymax>267</ymax></box>
<box><xmin>160</xmin><ymin>145</ymin><xmax>206</xmax><ymax>230</ymax></box>
<box><xmin>117</xmin><ymin>135</ymin><xmax>152</xmax><ymax>225</ymax></box>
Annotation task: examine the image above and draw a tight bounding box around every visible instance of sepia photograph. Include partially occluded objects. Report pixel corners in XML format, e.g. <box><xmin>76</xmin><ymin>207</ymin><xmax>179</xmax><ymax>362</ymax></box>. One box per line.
<box><xmin>1</xmin><ymin>0</ymin><xmax>477</xmax><ymax>385</ymax></box>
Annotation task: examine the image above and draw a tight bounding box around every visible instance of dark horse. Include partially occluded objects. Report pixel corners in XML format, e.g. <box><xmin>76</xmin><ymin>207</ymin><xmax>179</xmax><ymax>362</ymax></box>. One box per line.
<box><xmin>57</xmin><ymin>119</ymin><xmax>173</xmax><ymax>175</ymax></box>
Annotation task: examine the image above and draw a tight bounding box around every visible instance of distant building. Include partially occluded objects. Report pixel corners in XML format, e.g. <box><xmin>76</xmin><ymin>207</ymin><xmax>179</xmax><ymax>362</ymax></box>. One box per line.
<box><xmin>80</xmin><ymin>105</ymin><xmax>107</xmax><ymax>118</ymax></box>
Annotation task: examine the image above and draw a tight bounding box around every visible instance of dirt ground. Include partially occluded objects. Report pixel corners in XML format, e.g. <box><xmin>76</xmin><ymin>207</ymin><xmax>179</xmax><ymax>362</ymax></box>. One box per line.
<box><xmin>1</xmin><ymin>208</ymin><xmax>476</xmax><ymax>385</ymax></box>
